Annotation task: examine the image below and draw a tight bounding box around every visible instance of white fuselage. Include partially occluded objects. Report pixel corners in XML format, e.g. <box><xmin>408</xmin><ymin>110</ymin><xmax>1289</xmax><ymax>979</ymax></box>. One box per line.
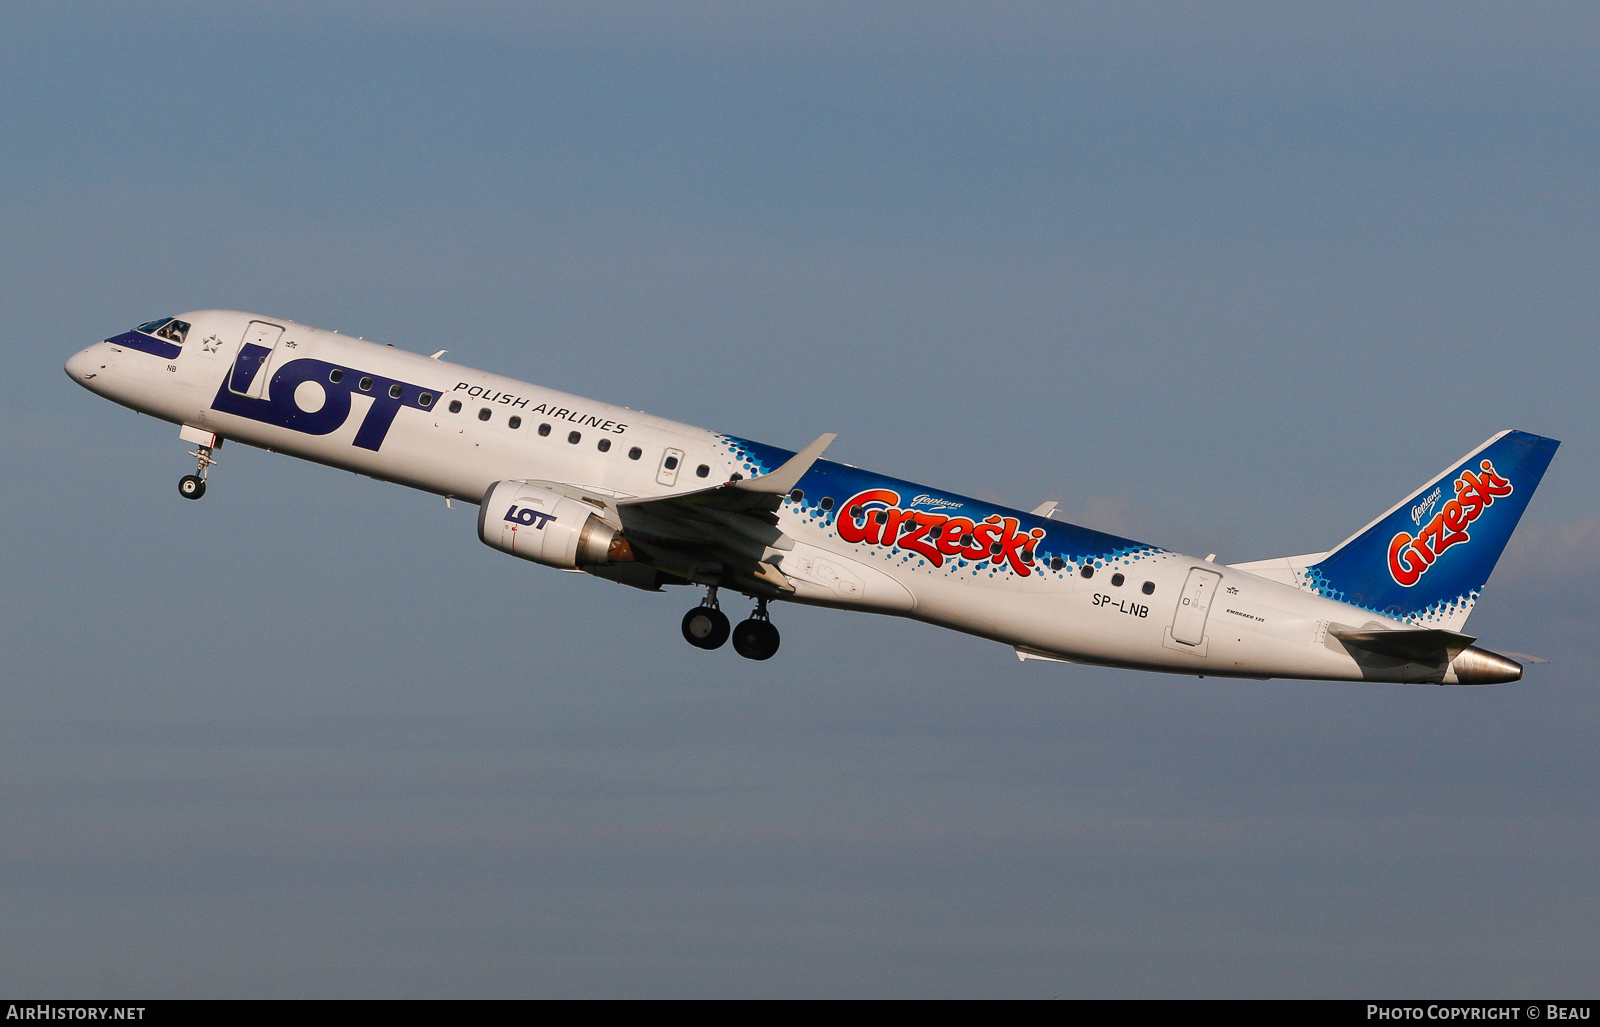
<box><xmin>66</xmin><ymin>310</ymin><xmax>1498</xmax><ymax>684</ymax></box>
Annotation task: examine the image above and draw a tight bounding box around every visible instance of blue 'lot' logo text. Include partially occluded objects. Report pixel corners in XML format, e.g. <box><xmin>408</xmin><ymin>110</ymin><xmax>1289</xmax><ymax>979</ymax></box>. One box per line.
<box><xmin>210</xmin><ymin>344</ymin><xmax>438</xmax><ymax>451</ymax></box>
<box><xmin>504</xmin><ymin>506</ymin><xmax>555</xmax><ymax>528</ymax></box>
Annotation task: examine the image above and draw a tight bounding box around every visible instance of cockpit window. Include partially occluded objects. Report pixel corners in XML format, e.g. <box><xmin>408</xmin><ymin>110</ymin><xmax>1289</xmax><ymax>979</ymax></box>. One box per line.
<box><xmin>135</xmin><ymin>318</ymin><xmax>190</xmax><ymax>345</ymax></box>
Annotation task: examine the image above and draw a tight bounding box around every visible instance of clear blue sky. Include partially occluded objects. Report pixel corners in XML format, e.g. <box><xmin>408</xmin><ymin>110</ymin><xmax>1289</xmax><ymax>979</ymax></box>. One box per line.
<box><xmin>2</xmin><ymin>1</ymin><xmax>1596</xmax><ymax>997</ymax></box>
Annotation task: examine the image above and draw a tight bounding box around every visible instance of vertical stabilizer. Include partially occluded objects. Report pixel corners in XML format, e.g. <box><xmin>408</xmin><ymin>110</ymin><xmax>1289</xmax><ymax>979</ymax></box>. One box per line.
<box><xmin>1300</xmin><ymin>430</ymin><xmax>1559</xmax><ymax>630</ymax></box>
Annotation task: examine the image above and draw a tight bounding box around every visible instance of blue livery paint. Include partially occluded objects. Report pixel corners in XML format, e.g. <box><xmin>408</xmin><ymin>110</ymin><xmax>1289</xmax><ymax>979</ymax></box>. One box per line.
<box><xmin>228</xmin><ymin>343</ymin><xmax>273</xmax><ymax>393</ymax></box>
<box><xmin>210</xmin><ymin>354</ymin><xmax>439</xmax><ymax>451</ymax></box>
<box><xmin>716</xmin><ymin>433</ymin><xmax>1165</xmax><ymax>580</ymax></box>
<box><xmin>1303</xmin><ymin>430</ymin><xmax>1559</xmax><ymax>623</ymax></box>
<box><xmin>104</xmin><ymin>329</ymin><xmax>181</xmax><ymax>360</ymax></box>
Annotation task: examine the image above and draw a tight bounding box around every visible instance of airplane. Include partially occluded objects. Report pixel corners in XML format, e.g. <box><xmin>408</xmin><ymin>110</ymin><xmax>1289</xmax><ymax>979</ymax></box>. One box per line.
<box><xmin>66</xmin><ymin>310</ymin><xmax>1560</xmax><ymax>684</ymax></box>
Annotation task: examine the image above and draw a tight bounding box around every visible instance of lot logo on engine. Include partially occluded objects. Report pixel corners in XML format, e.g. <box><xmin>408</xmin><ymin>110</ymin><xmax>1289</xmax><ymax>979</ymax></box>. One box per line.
<box><xmin>505</xmin><ymin>506</ymin><xmax>556</xmax><ymax>529</ymax></box>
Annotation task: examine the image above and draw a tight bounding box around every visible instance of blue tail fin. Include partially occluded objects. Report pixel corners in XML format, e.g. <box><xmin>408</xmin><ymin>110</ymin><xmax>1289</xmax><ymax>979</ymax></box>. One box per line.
<box><xmin>1302</xmin><ymin>430</ymin><xmax>1559</xmax><ymax>629</ymax></box>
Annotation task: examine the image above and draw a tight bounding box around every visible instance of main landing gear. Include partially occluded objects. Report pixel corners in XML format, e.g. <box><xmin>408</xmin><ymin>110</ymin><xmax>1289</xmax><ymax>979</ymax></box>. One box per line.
<box><xmin>731</xmin><ymin>598</ymin><xmax>780</xmax><ymax>661</ymax></box>
<box><xmin>681</xmin><ymin>588</ymin><xmax>731</xmax><ymax>650</ymax></box>
<box><xmin>681</xmin><ymin>589</ymin><xmax>781</xmax><ymax>661</ymax></box>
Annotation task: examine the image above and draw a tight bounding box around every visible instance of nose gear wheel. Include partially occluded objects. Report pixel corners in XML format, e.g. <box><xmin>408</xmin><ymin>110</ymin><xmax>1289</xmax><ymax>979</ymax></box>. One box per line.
<box><xmin>179</xmin><ymin>441</ymin><xmax>219</xmax><ymax>500</ymax></box>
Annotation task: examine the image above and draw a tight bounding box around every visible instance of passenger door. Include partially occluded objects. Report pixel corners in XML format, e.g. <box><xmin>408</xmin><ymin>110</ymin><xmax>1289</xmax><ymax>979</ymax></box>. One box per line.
<box><xmin>228</xmin><ymin>320</ymin><xmax>285</xmax><ymax>400</ymax></box>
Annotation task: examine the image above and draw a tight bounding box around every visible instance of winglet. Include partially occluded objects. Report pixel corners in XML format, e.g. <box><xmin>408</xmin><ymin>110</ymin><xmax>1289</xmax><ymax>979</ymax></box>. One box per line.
<box><xmin>733</xmin><ymin>433</ymin><xmax>836</xmax><ymax>495</ymax></box>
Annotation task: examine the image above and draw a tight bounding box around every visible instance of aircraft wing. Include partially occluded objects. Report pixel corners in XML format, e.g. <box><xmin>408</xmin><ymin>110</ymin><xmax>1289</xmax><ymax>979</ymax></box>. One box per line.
<box><xmin>620</xmin><ymin>432</ymin><xmax>836</xmax><ymax>521</ymax></box>
<box><xmin>538</xmin><ymin>433</ymin><xmax>836</xmax><ymax>593</ymax></box>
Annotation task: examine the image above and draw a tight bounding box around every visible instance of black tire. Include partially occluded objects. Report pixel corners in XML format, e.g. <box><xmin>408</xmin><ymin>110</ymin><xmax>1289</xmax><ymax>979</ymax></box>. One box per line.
<box><xmin>731</xmin><ymin>618</ymin><xmax>780</xmax><ymax>661</ymax></box>
<box><xmin>681</xmin><ymin>606</ymin><xmax>730</xmax><ymax>650</ymax></box>
<box><xmin>179</xmin><ymin>475</ymin><xmax>206</xmax><ymax>500</ymax></box>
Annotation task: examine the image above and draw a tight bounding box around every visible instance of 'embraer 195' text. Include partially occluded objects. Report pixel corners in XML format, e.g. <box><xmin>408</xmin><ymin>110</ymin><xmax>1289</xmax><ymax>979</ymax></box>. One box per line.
<box><xmin>1388</xmin><ymin>460</ymin><xmax>1513</xmax><ymax>587</ymax></box>
<box><xmin>836</xmin><ymin>488</ymin><xmax>1047</xmax><ymax>575</ymax></box>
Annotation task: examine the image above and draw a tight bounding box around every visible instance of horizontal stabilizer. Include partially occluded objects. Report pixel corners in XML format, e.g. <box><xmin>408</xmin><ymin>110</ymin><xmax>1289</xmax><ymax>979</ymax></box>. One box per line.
<box><xmin>1327</xmin><ymin>623</ymin><xmax>1477</xmax><ymax>661</ymax></box>
<box><xmin>1497</xmin><ymin>651</ymin><xmax>1552</xmax><ymax>665</ymax></box>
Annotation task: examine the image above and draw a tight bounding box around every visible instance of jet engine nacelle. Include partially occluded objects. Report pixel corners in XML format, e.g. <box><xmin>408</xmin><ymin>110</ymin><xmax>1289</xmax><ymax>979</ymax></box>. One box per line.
<box><xmin>478</xmin><ymin>480</ymin><xmax>633</xmax><ymax>570</ymax></box>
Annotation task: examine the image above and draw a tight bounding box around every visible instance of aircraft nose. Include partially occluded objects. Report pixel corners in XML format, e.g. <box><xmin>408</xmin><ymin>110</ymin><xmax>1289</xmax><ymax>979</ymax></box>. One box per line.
<box><xmin>65</xmin><ymin>345</ymin><xmax>105</xmax><ymax>390</ymax></box>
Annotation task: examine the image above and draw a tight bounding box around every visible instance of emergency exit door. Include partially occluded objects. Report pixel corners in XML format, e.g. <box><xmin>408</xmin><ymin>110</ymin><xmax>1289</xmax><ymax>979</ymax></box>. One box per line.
<box><xmin>656</xmin><ymin>447</ymin><xmax>685</xmax><ymax>487</ymax></box>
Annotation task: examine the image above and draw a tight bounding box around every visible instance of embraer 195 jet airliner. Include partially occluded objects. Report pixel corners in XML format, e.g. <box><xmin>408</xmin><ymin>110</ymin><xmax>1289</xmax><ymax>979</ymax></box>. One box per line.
<box><xmin>68</xmin><ymin>311</ymin><xmax>1559</xmax><ymax>683</ymax></box>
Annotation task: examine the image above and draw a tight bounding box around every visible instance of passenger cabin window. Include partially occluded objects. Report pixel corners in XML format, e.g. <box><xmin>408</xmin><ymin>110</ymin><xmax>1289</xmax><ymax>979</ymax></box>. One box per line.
<box><xmin>664</xmin><ymin>456</ymin><xmax>679</xmax><ymax>470</ymax></box>
<box><xmin>448</xmin><ymin>400</ymin><xmax>462</xmax><ymax>413</ymax></box>
<box><xmin>597</xmin><ymin>438</ymin><xmax>611</xmax><ymax>452</ymax></box>
<box><xmin>419</xmin><ymin>392</ymin><xmax>433</xmax><ymax>406</ymax></box>
<box><xmin>1080</xmin><ymin>565</ymin><xmax>1095</xmax><ymax>579</ymax></box>
<box><xmin>1111</xmin><ymin>573</ymin><xmax>1125</xmax><ymax>587</ymax></box>
<box><xmin>538</xmin><ymin>423</ymin><xmax>551</xmax><ymax>436</ymax></box>
<box><xmin>359</xmin><ymin>377</ymin><xmax>373</xmax><ymax>392</ymax></box>
<box><xmin>628</xmin><ymin>447</ymin><xmax>642</xmax><ymax>460</ymax></box>
<box><xmin>478</xmin><ymin>408</ymin><xmax>492</xmax><ymax>421</ymax></box>
<box><xmin>329</xmin><ymin>369</ymin><xmax>344</xmax><ymax>383</ymax></box>
<box><xmin>696</xmin><ymin>464</ymin><xmax>710</xmax><ymax>478</ymax></box>
<box><xmin>1050</xmin><ymin>557</ymin><xmax>1064</xmax><ymax>571</ymax></box>
<box><xmin>567</xmin><ymin>431</ymin><xmax>581</xmax><ymax>444</ymax></box>
<box><xmin>508</xmin><ymin>416</ymin><xmax>522</xmax><ymax>429</ymax></box>
<box><xmin>1142</xmin><ymin>581</ymin><xmax>1156</xmax><ymax>595</ymax></box>
<box><xmin>388</xmin><ymin>384</ymin><xmax>402</xmax><ymax>399</ymax></box>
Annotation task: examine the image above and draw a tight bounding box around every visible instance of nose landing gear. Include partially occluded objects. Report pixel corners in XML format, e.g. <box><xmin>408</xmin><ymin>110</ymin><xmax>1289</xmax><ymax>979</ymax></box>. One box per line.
<box><xmin>681</xmin><ymin>587</ymin><xmax>731</xmax><ymax>650</ymax></box>
<box><xmin>731</xmin><ymin>598</ymin><xmax>780</xmax><ymax>662</ymax></box>
<box><xmin>177</xmin><ymin>427</ymin><xmax>221</xmax><ymax>501</ymax></box>
<box><xmin>178</xmin><ymin>445</ymin><xmax>217</xmax><ymax>500</ymax></box>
